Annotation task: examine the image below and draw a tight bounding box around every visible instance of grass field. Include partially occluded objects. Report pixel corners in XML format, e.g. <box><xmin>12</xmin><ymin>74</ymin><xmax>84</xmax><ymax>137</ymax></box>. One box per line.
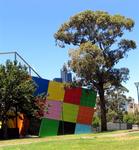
<box><xmin>0</xmin><ymin>130</ymin><xmax>139</xmax><ymax>150</ymax></box>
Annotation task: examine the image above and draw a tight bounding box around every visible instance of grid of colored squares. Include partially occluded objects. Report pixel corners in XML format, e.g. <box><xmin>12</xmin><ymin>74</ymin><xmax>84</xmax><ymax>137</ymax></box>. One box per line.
<box><xmin>43</xmin><ymin>100</ymin><xmax>95</xmax><ymax>124</ymax></box>
<box><xmin>39</xmin><ymin>118</ymin><xmax>92</xmax><ymax>137</ymax></box>
<box><xmin>32</xmin><ymin>77</ymin><xmax>96</xmax><ymax>107</ymax></box>
<box><xmin>32</xmin><ymin>77</ymin><xmax>96</xmax><ymax>137</ymax></box>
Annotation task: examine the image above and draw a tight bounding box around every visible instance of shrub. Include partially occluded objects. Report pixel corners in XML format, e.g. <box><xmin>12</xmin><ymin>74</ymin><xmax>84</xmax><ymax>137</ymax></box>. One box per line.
<box><xmin>92</xmin><ymin>116</ymin><xmax>100</xmax><ymax>128</ymax></box>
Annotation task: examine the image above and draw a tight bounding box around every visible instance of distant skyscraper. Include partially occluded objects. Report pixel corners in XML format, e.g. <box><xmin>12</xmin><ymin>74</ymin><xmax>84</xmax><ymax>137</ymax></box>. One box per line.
<box><xmin>67</xmin><ymin>72</ymin><xmax>72</xmax><ymax>82</ymax></box>
<box><xmin>53</xmin><ymin>64</ymin><xmax>72</xmax><ymax>83</ymax></box>
<box><xmin>60</xmin><ymin>64</ymin><xmax>72</xmax><ymax>83</ymax></box>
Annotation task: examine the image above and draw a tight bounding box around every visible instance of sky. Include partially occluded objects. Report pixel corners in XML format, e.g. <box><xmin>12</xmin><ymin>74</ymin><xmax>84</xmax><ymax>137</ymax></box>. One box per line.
<box><xmin>0</xmin><ymin>0</ymin><xmax>139</xmax><ymax>102</ymax></box>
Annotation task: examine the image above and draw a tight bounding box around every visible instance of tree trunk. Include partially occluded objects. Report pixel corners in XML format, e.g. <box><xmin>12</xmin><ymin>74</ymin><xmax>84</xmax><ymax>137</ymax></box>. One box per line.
<box><xmin>98</xmin><ymin>84</ymin><xmax>107</xmax><ymax>131</ymax></box>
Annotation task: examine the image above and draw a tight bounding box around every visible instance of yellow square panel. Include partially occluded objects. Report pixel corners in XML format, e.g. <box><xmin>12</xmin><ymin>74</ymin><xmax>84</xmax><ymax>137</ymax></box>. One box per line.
<box><xmin>47</xmin><ymin>81</ymin><xmax>65</xmax><ymax>101</ymax></box>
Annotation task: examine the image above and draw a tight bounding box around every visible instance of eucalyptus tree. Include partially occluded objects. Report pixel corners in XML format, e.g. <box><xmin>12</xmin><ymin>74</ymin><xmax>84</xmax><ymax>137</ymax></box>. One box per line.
<box><xmin>54</xmin><ymin>10</ymin><xmax>136</xmax><ymax>131</ymax></box>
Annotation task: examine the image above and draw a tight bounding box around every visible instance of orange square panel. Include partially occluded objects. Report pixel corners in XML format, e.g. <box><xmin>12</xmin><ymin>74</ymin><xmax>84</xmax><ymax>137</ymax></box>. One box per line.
<box><xmin>77</xmin><ymin>106</ymin><xmax>95</xmax><ymax>125</ymax></box>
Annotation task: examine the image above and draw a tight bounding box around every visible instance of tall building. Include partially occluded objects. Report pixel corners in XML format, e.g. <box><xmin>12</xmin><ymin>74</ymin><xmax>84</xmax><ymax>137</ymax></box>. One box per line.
<box><xmin>127</xmin><ymin>101</ymin><xmax>139</xmax><ymax>113</ymax></box>
<box><xmin>60</xmin><ymin>64</ymin><xmax>72</xmax><ymax>83</ymax></box>
<box><xmin>53</xmin><ymin>64</ymin><xmax>72</xmax><ymax>83</ymax></box>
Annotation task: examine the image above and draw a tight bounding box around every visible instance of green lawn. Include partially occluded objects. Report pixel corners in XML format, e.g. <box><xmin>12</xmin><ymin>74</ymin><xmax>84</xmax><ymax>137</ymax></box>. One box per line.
<box><xmin>0</xmin><ymin>130</ymin><xmax>139</xmax><ymax>150</ymax></box>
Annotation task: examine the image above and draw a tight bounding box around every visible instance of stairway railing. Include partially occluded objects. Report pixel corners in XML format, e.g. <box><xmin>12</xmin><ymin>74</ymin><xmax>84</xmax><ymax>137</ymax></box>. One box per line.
<box><xmin>0</xmin><ymin>51</ymin><xmax>41</xmax><ymax>78</ymax></box>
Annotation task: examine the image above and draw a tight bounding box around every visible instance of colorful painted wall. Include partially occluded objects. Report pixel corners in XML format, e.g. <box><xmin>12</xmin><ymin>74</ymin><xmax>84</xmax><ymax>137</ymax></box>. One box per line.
<box><xmin>33</xmin><ymin>77</ymin><xmax>96</xmax><ymax>137</ymax></box>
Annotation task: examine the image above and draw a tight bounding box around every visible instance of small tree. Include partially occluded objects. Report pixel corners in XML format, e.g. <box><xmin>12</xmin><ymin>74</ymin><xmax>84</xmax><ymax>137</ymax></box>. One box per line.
<box><xmin>0</xmin><ymin>60</ymin><xmax>37</xmax><ymax>138</ymax></box>
<box><xmin>106</xmin><ymin>85</ymin><xmax>132</xmax><ymax>122</ymax></box>
<box><xmin>54</xmin><ymin>10</ymin><xmax>136</xmax><ymax>131</ymax></box>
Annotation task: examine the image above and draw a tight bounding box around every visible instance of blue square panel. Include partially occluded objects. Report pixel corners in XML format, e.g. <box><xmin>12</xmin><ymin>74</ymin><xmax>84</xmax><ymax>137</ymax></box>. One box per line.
<box><xmin>75</xmin><ymin>123</ymin><xmax>92</xmax><ymax>134</ymax></box>
<box><xmin>32</xmin><ymin>77</ymin><xmax>49</xmax><ymax>95</ymax></box>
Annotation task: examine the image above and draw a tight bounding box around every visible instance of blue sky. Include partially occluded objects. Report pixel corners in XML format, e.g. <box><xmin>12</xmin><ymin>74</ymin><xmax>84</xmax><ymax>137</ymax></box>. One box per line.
<box><xmin>0</xmin><ymin>0</ymin><xmax>139</xmax><ymax>102</ymax></box>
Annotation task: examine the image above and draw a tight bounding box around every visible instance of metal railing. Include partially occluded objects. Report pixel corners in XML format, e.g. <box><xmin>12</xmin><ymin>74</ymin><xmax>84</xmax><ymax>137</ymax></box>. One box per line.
<box><xmin>0</xmin><ymin>51</ymin><xmax>41</xmax><ymax>78</ymax></box>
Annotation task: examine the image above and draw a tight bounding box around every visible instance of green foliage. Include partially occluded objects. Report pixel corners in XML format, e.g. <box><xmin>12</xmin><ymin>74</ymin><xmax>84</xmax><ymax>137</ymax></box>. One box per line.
<box><xmin>123</xmin><ymin>111</ymin><xmax>139</xmax><ymax>125</ymax></box>
<box><xmin>105</xmin><ymin>85</ymin><xmax>133</xmax><ymax>123</ymax></box>
<box><xmin>92</xmin><ymin>116</ymin><xmax>100</xmax><ymax>128</ymax></box>
<box><xmin>55</xmin><ymin>10</ymin><xmax>135</xmax><ymax>48</ymax></box>
<box><xmin>55</xmin><ymin>10</ymin><xmax>136</xmax><ymax>131</ymax></box>
<box><xmin>0</xmin><ymin>60</ymin><xmax>37</xmax><ymax>131</ymax></box>
<box><xmin>123</xmin><ymin>113</ymin><xmax>135</xmax><ymax>124</ymax></box>
<box><xmin>134</xmin><ymin>115</ymin><xmax>139</xmax><ymax>125</ymax></box>
<box><xmin>107</xmin><ymin>110</ymin><xmax>118</xmax><ymax>122</ymax></box>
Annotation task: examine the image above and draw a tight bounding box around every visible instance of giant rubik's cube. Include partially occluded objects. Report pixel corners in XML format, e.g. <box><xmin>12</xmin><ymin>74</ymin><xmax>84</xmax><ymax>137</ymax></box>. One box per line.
<box><xmin>32</xmin><ymin>77</ymin><xmax>96</xmax><ymax>137</ymax></box>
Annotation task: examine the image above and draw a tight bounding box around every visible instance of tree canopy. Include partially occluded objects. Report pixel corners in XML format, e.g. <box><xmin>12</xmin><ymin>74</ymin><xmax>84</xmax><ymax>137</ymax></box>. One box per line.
<box><xmin>0</xmin><ymin>60</ymin><xmax>37</xmax><ymax>138</ymax></box>
<box><xmin>54</xmin><ymin>10</ymin><xmax>136</xmax><ymax>131</ymax></box>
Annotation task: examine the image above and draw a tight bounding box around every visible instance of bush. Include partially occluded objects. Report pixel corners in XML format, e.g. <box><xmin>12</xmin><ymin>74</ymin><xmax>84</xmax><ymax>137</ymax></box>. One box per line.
<box><xmin>123</xmin><ymin>113</ymin><xmax>134</xmax><ymax>124</ymax></box>
<box><xmin>92</xmin><ymin>116</ymin><xmax>100</xmax><ymax>128</ymax></box>
<box><xmin>123</xmin><ymin>113</ymin><xmax>139</xmax><ymax>124</ymax></box>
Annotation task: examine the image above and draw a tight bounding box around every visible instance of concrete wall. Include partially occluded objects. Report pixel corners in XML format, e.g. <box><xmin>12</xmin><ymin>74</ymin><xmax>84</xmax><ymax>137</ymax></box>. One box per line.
<box><xmin>107</xmin><ymin>122</ymin><xmax>127</xmax><ymax>130</ymax></box>
<box><xmin>93</xmin><ymin>122</ymin><xmax>130</xmax><ymax>132</ymax></box>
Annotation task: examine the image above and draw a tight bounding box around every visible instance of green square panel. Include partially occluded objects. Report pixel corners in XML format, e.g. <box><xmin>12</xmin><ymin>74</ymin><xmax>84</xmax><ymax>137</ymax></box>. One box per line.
<box><xmin>39</xmin><ymin>118</ymin><xmax>59</xmax><ymax>137</ymax></box>
<box><xmin>62</xmin><ymin>103</ymin><xmax>79</xmax><ymax>123</ymax></box>
<box><xmin>80</xmin><ymin>89</ymin><xmax>96</xmax><ymax>107</ymax></box>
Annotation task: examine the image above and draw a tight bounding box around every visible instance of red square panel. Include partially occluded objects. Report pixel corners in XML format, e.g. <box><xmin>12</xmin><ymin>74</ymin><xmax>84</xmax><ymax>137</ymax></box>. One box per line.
<box><xmin>77</xmin><ymin>106</ymin><xmax>95</xmax><ymax>125</ymax></box>
<box><xmin>64</xmin><ymin>87</ymin><xmax>82</xmax><ymax>105</ymax></box>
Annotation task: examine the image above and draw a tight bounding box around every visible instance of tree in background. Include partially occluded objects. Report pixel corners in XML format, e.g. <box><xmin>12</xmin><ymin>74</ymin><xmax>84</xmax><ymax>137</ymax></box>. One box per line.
<box><xmin>0</xmin><ymin>60</ymin><xmax>37</xmax><ymax>138</ymax></box>
<box><xmin>123</xmin><ymin>109</ymin><xmax>139</xmax><ymax>125</ymax></box>
<box><xmin>106</xmin><ymin>85</ymin><xmax>133</xmax><ymax>122</ymax></box>
<box><xmin>54</xmin><ymin>10</ymin><xmax>136</xmax><ymax>131</ymax></box>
